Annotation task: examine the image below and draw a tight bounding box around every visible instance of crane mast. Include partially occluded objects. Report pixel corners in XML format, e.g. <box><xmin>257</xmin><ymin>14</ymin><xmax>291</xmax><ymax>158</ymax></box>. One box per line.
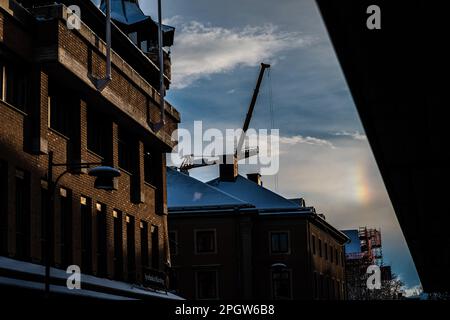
<box><xmin>235</xmin><ymin>63</ymin><xmax>271</xmax><ymax>158</ymax></box>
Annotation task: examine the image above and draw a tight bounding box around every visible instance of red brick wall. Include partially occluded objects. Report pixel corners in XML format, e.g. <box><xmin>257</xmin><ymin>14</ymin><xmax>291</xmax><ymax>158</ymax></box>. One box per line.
<box><xmin>0</xmin><ymin>2</ymin><xmax>178</xmax><ymax>287</ymax></box>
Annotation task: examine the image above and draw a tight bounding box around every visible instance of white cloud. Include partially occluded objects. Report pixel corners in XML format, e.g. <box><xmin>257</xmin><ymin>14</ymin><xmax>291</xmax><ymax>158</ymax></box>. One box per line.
<box><xmin>280</xmin><ymin>135</ymin><xmax>335</xmax><ymax>149</ymax></box>
<box><xmin>168</xmin><ymin>17</ymin><xmax>315</xmax><ymax>88</ymax></box>
<box><xmin>334</xmin><ymin>130</ymin><xmax>367</xmax><ymax>141</ymax></box>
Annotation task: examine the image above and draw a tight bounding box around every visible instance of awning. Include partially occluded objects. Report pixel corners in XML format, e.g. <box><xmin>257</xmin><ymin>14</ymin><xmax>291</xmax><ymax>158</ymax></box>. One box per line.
<box><xmin>0</xmin><ymin>256</ymin><xmax>184</xmax><ymax>301</ymax></box>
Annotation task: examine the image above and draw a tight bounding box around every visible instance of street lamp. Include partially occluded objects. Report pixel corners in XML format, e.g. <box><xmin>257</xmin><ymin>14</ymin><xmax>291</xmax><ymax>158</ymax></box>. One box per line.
<box><xmin>44</xmin><ymin>151</ymin><xmax>120</xmax><ymax>297</ymax></box>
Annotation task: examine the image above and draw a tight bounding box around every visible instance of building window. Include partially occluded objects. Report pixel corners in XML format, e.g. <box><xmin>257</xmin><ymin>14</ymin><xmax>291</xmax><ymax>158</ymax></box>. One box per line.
<box><xmin>113</xmin><ymin>210</ymin><xmax>123</xmax><ymax>280</ymax></box>
<box><xmin>87</xmin><ymin>107</ymin><xmax>109</xmax><ymax>158</ymax></box>
<box><xmin>80</xmin><ymin>196</ymin><xmax>92</xmax><ymax>274</ymax></box>
<box><xmin>318</xmin><ymin>239</ymin><xmax>322</xmax><ymax>257</ymax></box>
<box><xmin>15</xmin><ymin>169</ymin><xmax>30</xmax><ymax>261</ymax></box>
<box><xmin>270</xmin><ymin>231</ymin><xmax>290</xmax><ymax>254</ymax></box>
<box><xmin>337</xmin><ymin>280</ymin><xmax>341</xmax><ymax>300</ymax></box>
<box><xmin>324</xmin><ymin>242</ymin><xmax>328</xmax><ymax>260</ymax></box>
<box><xmin>144</xmin><ymin>146</ymin><xmax>156</xmax><ymax>185</ymax></box>
<box><xmin>151</xmin><ymin>225</ymin><xmax>159</xmax><ymax>270</ymax></box>
<box><xmin>311</xmin><ymin>235</ymin><xmax>316</xmax><ymax>255</ymax></box>
<box><xmin>169</xmin><ymin>269</ymin><xmax>179</xmax><ymax>292</ymax></box>
<box><xmin>140</xmin><ymin>221</ymin><xmax>149</xmax><ymax>268</ymax></box>
<box><xmin>169</xmin><ymin>231</ymin><xmax>178</xmax><ymax>256</ymax></box>
<box><xmin>0</xmin><ymin>160</ymin><xmax>8</xmax><ymax>255</ymax></box>
<box><xmin>0</xmin><ymin>63</ymin><xmax>4</xmax><ymax>101</ymax></box>
<box><xmin>195</xmin><ymin>230</ymin><xmax>216</xmax><ymax>254</ymax></box>
<box><xmin>335</xmin><ymin>248</ymin><xmax>339</xmax><ymax>265</ymax></box>
<box><xmin>127</xmin><ymin>215</ymin><xmax>136</xmax><ymax>281</ymax></box>
<box><xmin>331</xmin><ymin>278</ymin><xmax>335</xmax><ymax>300</ymax></box>
<box><xmin>272</xmin><ymin>270</ymin><xmax>292</xmax><ymax>300</ymax></box>
<box><xmin>319</xmin><ymin>274</ymin><xmax>324</xmax><ymax>299</ymax></box>
<box><xmin>59</xmin><ymin>188</ymin><xmax>72</xmax><ymax>268</ymax></box>
<box><xmin>49</xmin><ymin>95</ymin><xmax>71</xmax><ymax>137</ymax></box>
<box><xmin>3</xmin><ymin>64</ymin><xmax>29</xmax><ymax>112</ymax></box>
<box><xmin>196</xmin><ymin>270</ymin><xmax>218</xmax><ymax>300</ymax></box>
<box><xmin>40</xmin><ymin>184</ymin><xmax>48</xmax><ymax>262</ymax></box>
<box><xmin>118</xmin><ymin>129</ymin><xmax>136</xmax><ymax>174</ymax></box>
<box><xmin>330</xmin><ymin>246</ymin><xmax>333</xmax><ymax>263</ymax></box>
<box><xmin>313</xmin><ymin>272</ymin><xmax>319</xmax><ymax>299</ymax></box>
<box><xmin>96</xmin><ymin>203</ymin><xmax>107</xmax><ymax>277</ymax></box>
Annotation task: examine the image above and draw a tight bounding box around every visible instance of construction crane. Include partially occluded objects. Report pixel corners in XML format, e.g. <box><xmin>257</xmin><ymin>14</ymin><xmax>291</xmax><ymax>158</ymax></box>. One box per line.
<box><xmin>180</xmin><ymin>63</ymin><xmax>271</xmax><ymax>173</ymax></box>
<box><xmin>235</xmin><ymin>62</ymin><xmax>270</xmax><ymax>159</ymax></box>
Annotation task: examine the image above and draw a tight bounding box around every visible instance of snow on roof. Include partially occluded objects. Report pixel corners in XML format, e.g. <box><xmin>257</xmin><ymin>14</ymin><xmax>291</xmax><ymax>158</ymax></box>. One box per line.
<box><xmin>167</xmin><ymin>168</ymin><xmax>252</xmax><ymax>210</ymax></box>
<box><xmin>0</xmin><ymin>256</ymin><xmax>183</xmax><ymax>300</ymax></box>
<box><xmin>207</xmin><ymin>175</ymin><xmax>302</xmax><ymax>211</ymax></box>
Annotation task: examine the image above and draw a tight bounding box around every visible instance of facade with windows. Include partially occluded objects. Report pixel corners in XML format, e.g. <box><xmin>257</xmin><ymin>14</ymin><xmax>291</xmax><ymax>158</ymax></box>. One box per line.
<box><xmin>167</xmin><ymin>168</ymin><xmax>348</xmax><ymax>300</ymax></box>
<box><xmin>0</xmin><ymin>0</ymin><xmax>181</xmax><ymax>299</ymax></box>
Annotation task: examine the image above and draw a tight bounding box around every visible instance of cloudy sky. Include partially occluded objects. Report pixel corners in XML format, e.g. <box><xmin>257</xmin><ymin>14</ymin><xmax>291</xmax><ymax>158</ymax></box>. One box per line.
<box><xmin>98</xmin><ymin>0</ymin><xmax>420</xmax><ymax>290</ymax></box>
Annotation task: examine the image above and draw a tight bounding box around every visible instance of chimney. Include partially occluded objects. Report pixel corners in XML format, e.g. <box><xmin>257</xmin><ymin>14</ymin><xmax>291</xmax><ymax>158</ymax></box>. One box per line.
<box><xmin>247</xmin><ymin>173</ymin><xmax>262</xmax><ymax>186</ymax></box>
<box><xmin>219</xmin><ymin>155</ymin><xmax>238</xmax><ymax>182</ymax></box>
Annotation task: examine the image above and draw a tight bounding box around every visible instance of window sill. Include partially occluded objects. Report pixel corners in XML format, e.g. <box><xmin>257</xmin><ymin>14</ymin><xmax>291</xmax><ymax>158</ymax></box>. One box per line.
<box><xmin>270</xmin><ymin>252</ymin><xmax>291</xmax><ymax>256</ymax></box>
<box><xmin>48</xmin><ymin>127</ymin><xmax>70</xmax><ymax>141</ymax></box>
<box><xmin>87</xmin><ymin>149</ymin><xmax>105</xmax><ymax>160</ymax></box>
<box><xmin>0</xmin><ymin>99</ymin><xmax>28</xmax><ymax>116</ymax></box>
<box><xmin>144</xmin><ymin>181</ymin><xmax>157</xmax><ymax>190</ymax></box>
<box><xmin>118</xmin><ymin>167</ymin><xmax>133</xmax><ymax>176</ymax></box>
<box><xmin>194</xmin><ymin>251</ymin><xmax>218</xmax><ymax>255</ymax></box>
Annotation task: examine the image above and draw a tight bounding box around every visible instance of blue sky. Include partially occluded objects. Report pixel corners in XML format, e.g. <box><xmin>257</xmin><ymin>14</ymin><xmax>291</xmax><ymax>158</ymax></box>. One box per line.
<box><xmin>97</xmin><ymin>0</ymin><xmax>421</xmax><ymax>290</ymax></box>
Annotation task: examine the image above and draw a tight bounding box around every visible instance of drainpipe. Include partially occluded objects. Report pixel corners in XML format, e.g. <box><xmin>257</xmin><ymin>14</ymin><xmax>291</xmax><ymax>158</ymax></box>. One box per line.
<box><xmin>95</xmin><ymin>0</ymin><xmax>112</xmax><ymax>91</ymax></box>
<box><xmin>151</xmin><ymin>0</ymin><xmax>166</xmax><ymax>133</ymax></box>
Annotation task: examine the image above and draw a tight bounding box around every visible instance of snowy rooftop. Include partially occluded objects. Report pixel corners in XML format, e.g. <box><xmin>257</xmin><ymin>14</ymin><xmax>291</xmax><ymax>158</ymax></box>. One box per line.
<box><xmin>167</xmin><ymin>168</ymin><xmax>252</xmax><ymax>210</ymax></box>
<box><xmin>207</xmin><ymin>175</ymin><xmax>302</xmax><ymax>211</ymax></box>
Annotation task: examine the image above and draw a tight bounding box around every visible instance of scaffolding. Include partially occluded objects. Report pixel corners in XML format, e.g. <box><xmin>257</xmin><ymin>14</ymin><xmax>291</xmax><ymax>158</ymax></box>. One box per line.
<box><xmin>345</xmin><ymin>226</ymin><xmax>386</xmax><ymax>300</ymax></box>
<box><xmin>358</xmin><ymin>227</ymin><xmax>383</xmax><ymax>266</ymax></box>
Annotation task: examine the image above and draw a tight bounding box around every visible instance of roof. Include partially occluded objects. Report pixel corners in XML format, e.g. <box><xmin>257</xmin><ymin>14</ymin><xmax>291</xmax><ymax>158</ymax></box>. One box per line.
<box><xmin>167</xmin><ymin>168</ymin><xmax>251</xmax><ymax>211</ymax></box>
<box><xmin>207</xmin><ymin>175</ymin><xmax>301</xmax><ymax>211</ymax></box>
<box><xmin>100</xmin><ymin>0</ymin><xmax>175</xmax><ymax>46</ymax></box>
<box><xmin>101</xmin><ymin>0</ymin><xmax>148</xmax><ymax>25</ymax></box>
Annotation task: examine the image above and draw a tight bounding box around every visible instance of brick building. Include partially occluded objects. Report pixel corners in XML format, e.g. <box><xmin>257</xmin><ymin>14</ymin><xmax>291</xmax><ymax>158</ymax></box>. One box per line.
<box><xmin>0</xmin><ymin>0</ymin><xmax>181</xmax><ymax>299</ymax></box>
<box><xmin>167</xmin><ymin>168</ymin><xmax>349</xmax><ymax>300</ymax></box>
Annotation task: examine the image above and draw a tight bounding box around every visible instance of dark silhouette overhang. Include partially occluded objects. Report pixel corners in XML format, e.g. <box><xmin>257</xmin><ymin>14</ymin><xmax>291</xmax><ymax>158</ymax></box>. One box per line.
<box><xmin>316</xmin><ymin>0</ymin><xmax>450</xmax><ymax>293</ymax></box>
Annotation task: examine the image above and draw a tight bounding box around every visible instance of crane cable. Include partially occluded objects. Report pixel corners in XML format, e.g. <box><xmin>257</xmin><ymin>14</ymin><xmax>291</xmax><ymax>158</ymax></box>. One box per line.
<box><xmin>267</xmin><ymin>69</ymin><xmax>279</xmax><ymax>191</ymax></box>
